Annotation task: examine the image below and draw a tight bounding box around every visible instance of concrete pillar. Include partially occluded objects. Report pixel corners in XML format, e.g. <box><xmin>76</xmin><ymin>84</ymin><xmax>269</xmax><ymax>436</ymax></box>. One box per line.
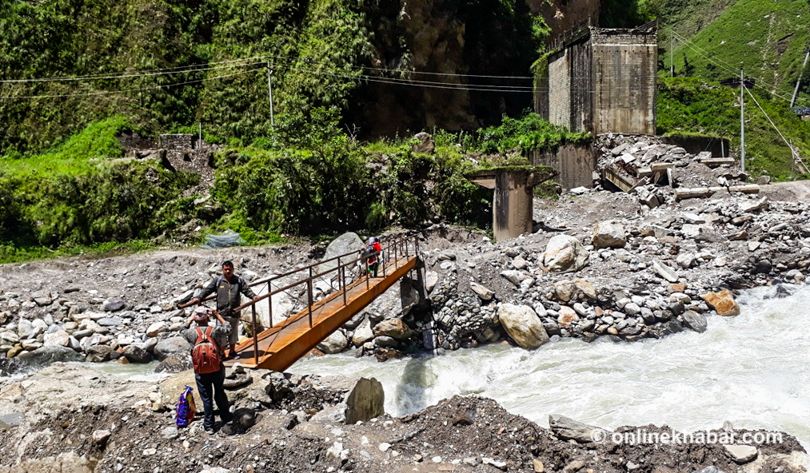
<box><xmin>468</xmin><ymin>167</ymin><xmax>557</xmax><ymax>242</ymax></box>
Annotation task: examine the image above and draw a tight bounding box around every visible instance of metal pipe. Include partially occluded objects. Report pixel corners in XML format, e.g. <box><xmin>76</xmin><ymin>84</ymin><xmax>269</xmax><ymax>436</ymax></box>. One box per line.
<box><xmin>365</xmin><ymin>259</ymin><xmax>370</xmax><ymax>290</ymax></box>
<box><xmin>267</xmin><ymin>282</ymin><xmax>273</xmax><ymax>329</ymax></box>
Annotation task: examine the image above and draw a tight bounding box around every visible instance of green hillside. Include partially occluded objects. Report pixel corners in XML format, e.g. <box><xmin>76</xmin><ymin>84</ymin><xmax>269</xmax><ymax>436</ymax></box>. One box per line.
<box><xmin>660</xmin><ymin>0</ymin><xmax>809</xmax><ymax>106</ymax></box>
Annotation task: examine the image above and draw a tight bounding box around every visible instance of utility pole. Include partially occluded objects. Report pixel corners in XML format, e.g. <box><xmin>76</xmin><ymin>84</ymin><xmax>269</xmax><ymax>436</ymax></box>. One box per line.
<box><xmin>790</xmin><ymin>48</ymin><xmax>809</xmax><ymax>108</ymax></box>
<box><xmin>740</xmin><ymin>68</ymin><xmax>745</xmax><ymax>173</ymax></box>
<box><xmin>198</xmin><ymin>122</ymin><xmax>202</xmax><ymax>148</ymax></box>
<box><xmin>267</xmin><ymin>61</ymin><xmax>275</xmax><ymax>127</ymax></box>
<box><xmin>670</xmin><ymin>31</ymin><xmax>674</xmax><ymax>77</ymax></box>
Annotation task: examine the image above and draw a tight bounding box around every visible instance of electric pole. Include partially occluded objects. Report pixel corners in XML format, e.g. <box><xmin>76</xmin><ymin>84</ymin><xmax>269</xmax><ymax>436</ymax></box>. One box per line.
<box><xmin>670</xmin><ymin>32</ymin><xmax>674</xmax><ymax>77</ymax></box>
<box><xmin>267</xmin><ymin>61</ymin><xmax>275</xmax><ymax>127</ymax></box>
<box><xmin>740</xmin><ymin>68</ymin><xmax>745</xmax><ymax>173</ymax></box>
<box><xmin>790</xmin><ymin>48</ymin><xmax>809</xmax><ymax>108</ymax></box>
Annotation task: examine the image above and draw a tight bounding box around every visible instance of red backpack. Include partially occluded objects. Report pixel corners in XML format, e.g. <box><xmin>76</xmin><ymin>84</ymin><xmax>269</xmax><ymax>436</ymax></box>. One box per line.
<box><xmin>192</xmin><ymin>327</ymin><xmax>221</xmax><ymax>374</ymax></box>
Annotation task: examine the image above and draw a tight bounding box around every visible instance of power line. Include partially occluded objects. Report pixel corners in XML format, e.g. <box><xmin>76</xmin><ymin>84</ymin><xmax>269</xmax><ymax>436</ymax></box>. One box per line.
<box><xmin>670</xmin><ymin>30</ymin><xmax>793</xmax><ymax>103</ymax></box>
<box><xmin>0</xmin><ymin>58</ymin><xmax>268</xmax><ymax>84</ymax></box>
<box><xmin>0</xmin><ymin>66</ymin><xmax>265</xmax><ymax>100</ymax></box>
<box><xmin>744</xmin><ymin>85</ymin><xmax>809</xmax><ymax>173</ymax></box>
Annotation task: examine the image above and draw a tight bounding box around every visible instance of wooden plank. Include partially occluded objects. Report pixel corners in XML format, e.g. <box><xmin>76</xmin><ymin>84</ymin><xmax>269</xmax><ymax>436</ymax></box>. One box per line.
<box><xmin>699</xmin><ymin>157</ymin><xmax>736</xmax><ymax>167</ymax></box>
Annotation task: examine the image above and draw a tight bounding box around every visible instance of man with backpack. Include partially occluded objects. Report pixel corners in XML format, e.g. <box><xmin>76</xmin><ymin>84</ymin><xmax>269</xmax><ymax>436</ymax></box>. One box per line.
<box><xmin>188</xmin><ymin>260</ymin><xmax>259</xmax><ymax>359</ymax></box>
<box><xmin>363</xmin><ymin>236</ymin><xmax>383</xmax><ymax>277</ymax></box>
<box><xmin>184</xmin><ymin>306</ymin><xmax>232</xmax><ymax>434</ymax></box>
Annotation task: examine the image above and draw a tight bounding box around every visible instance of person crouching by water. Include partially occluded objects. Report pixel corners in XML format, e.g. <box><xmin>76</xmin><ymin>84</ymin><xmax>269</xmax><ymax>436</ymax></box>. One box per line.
<box><xmin>188</xmin><ymin>260</ymin><xmax>259</xmax><ymax>359</ymax></box>
<box><xmin>184</xmin><ymin>306</ymin><xmax>232</xmax><ymax>434</ymax></box>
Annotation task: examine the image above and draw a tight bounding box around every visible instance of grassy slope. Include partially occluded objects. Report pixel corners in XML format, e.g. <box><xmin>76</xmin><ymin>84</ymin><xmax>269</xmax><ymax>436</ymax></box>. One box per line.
<box><xmin>662</xmin><ymin>0</ymin><xmax>809</xmax><ymax>106</ymax></box>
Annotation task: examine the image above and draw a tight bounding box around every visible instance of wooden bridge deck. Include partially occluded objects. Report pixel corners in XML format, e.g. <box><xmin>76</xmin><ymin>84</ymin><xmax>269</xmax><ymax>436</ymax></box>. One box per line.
<box><xmin>226</xmin><ymin>255</ymin><xmax>417</xmax><ymax>371</ymax></box>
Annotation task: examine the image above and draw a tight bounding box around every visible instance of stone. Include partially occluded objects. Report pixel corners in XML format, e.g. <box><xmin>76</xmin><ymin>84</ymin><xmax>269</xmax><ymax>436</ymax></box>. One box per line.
<box><xmin>412</xmin><ymin>132</ymin><xmax>435</xmax><ymax>154</ymax></box>
<box><xmin>160</xmin><ymin>426</ymin><xmax>179</xmax><ymax>440</ymax></box>
<box><xmin>102</xmin><ymin>298</ymin><xmax>126</xmax><ymax>312</ymax></box>
<box><xmin>344</xmin><ymin>377</ymin><xmax>385</xmax><ymax>424</ymax></box>
<box><xmin>500</xmin><ymin>270</ymin><xmax>527</xmax><ymax>287</ymax></box>
<box><xmin>372</xmin><ymin>319</ymin><xmax>414</xmax><ymax>340</ymax></box>
<box><xmin>557</xmin><ymin>306</ymin><xmax>579</xmax><ymax>327</ymax></box>
<box><xmin>543</xmin><ymin>235</ymin><xmax>589</xmax><ymax>272</ymax></box>
<box><xmin>740</xmin><ymin>197</ymin><xmax>768</xmax><ymax>213</ymax></box>
<box><xmin>17</xmin><ymin>346</ymin><xmax>83</xmax><ymax>367</ymax></box>
<box><xmin>425</xmin><ymin>271</ymin><xmax>439</xmax><ymax>294</ymax></box>
<box><xmin>554</xmin><ymin>280</ymin><xmax>576</xmax><ymax>302</ymax></box>
<box><xmin>351</xmin><ymin>319</ymin><xmax>374</xmax><ymax>346</ymax></box>
<box><xmin>318</xmin><ymin>232</ymin><xmax>365</xmax><ymax>275</ymax></box>
<box><xmin>652</xmin><ymin>259</ymin><xmax>679</xmax><ymax>283</ymax></box>
<box><xmin>723</xmin><ymin>444</ymin><xmax>758</xmax><ymax>464</ymax></box>
<box><xmin>123</xmin><ymin>344</ymin><xmax>152</xmax><ymax>363</ymax></box>
<box><xmin>548</xmin><ymin>414</ymin><xmax>606</xmax><ymax>445</ymax></box>
<box><xmin>16</xmin><ymin>319</ymin><xmax>34</xmax><ymax>339</ymax></box>
<box><xmin>373</xmin><ymin>336</ymin><xmax>398</xmax><ymax>348</ymax></box>
<box><xmin>92</xmin><ymin>429</ymin><xmax>111</xmax><ymax>444</ymax></box>
<box><xmin>681</xmin><ymin>310</ymin><xmax>707</xmax><ymax>333</ymax></box>
<box><xmin>153</xmin><ymin>337</ymin><xmax>192</xmax><ymax>360</ymax></box>
<box><xmin>532</xmin><ymin>459</ymin><xmax>545</xmax><ymax>472</ymax></box>
<box><xmin>482</xmin><ymin>457</ymin><xmax>507</xmax><ymax>470</ymax></box>
<box><xmin>702</xmin><ymin>289</ymin><xmax>740</xmax><ymax>316</ymax></box>
<box><xmin>146</xmin><ymin>321</ymin><xmax>168</xmax><ymax>337</ymax></box>
<box><xmin>154</xmin><ymin>353</ymin><xmax>192</xmax><ymax>373</ymax></box>
<box><xmin>317</xmin><ymin>330</ymin><xmax>349</xmax><ymax>354</ymax></box>
<box><xmin>469</xmin><ymin>282</ymin><xmax>495</xmax><ymax>301</ymax></box>
<box><xmin>43</xmin><ymin>330</ymin><xmax>70</xmax><ymax>347</ymax></box>
<box><xmin>592</xmin><ymin>221</ymin><xmax>626</xmax><ymax>248</ymax></box>
<box><xmin>497</xmin><ymin>304</ymin><xmax>549</xmax><ymax>350</ymax></box>
<box><xmin>676</xmin><ymin>253</ymin><xmax>694</xmax><ymax>269</ymax></box>
<box><xmin>574</xmin><ymin>279</ymin><xmax>597</xmax><ymax>300</ymax></box>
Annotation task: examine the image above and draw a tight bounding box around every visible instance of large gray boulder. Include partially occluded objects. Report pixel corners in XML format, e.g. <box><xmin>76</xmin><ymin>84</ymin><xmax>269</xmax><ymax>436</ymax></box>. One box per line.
<box><xmin>543</xmin><ymin>235</ymin><xmax>589</xmax><ymax>272</ymax></box>
<box><xmin>318</xmin><ymin>232</ymin><xmax>365</xmax><ymax>276</ymax></box>
<box><xmin>153</xmin><ymin>336</ymin><xmax>191</xmax><ymax>360</ymax></box>
<box><xmin>592</xmin><ymin>221</ymin><xmax>626</xmax><ymax>249</ymax></box>
<box><xmin>17</xmin><ymin>346</ymin><xmax>83</xmax><ymax>367</ymax></box>
<box><xmin>497</xmin><ymin>304</ymin><xmax>549</xmax><ymax>349</ymax></box>
<box><xmin>372</xmin><ymin>319</ymin><xmax>414</xmax><ymax>340</ymax></box>
<box><xmin>317</xmin><ymin>330</ymin><xmax>349</xmax><ymax>354</ymax></box>
<box><xmin>344</xmin><ymin>377</ymin><xmax>385</xmax><ymax>424</ymax></box>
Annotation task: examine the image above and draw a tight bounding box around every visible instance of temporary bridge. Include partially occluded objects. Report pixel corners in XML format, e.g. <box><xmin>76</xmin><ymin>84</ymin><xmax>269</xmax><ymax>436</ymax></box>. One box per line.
<box><xmin>198</xmin><ymin>236</ymin><xmax>421</xmax><ymax>372</ymax></box>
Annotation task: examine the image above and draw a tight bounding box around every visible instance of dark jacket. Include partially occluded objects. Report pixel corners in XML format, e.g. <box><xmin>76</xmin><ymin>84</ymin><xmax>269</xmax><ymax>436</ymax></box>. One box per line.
<box><xmin>198</xmin><ymin>274</ymin><xmax>257</xmax><ymax>317</ymax></box>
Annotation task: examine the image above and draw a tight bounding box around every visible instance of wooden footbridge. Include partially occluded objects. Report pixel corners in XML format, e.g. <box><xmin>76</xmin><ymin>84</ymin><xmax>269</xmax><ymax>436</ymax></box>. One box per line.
<box><xmin>203</xmin><ymin>236</ymin><xmax>421</xmax><ymax>371</ymax></box>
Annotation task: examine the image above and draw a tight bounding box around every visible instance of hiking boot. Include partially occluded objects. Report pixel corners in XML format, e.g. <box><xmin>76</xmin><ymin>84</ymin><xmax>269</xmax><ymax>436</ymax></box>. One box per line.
<box><xmin>204</xmin><ymin>426</ymin><xmax>215</xmax><ymax>435</ymax></box>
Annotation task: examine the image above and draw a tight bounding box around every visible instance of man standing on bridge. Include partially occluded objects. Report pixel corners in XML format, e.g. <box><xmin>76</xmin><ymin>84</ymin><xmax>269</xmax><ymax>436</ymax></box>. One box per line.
<box><xmin>188</xmin><ymin>260</ymin><xmax>259</xmax><ymax>359</ymax></box>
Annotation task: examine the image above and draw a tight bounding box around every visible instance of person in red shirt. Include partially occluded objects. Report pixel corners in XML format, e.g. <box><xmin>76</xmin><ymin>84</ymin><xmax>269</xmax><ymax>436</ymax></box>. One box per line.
<box><xmin>364</xmin><ymin>236</ymin><xmax>383</xmax><ymax>277</ymax></box>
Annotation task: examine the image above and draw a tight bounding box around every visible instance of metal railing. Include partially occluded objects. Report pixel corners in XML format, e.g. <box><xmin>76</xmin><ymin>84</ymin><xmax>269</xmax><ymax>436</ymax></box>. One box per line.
<box><xmin>195</xmin><ymin>235</ymin><xmax>420</xmax><ymax>365</ymax></box>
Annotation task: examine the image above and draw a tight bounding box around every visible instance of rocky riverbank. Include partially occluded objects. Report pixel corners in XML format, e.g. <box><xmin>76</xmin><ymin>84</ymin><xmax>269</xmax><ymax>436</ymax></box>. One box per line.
<box><xmin>2</xmin><ymin>154</ymin><xmax>810</xmax><ymax>369</ymax></box>
<box><xmin>0</xmin><ymin>362</ymin><xmax>806</xmax><ymax>473</ymax></box>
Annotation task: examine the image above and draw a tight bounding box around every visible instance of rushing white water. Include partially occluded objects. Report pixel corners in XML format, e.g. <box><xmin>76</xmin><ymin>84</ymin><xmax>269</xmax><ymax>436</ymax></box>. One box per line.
<box><xmin>291</xmin><ymin>284</ymin><xmax>810</xmax><ymax>449</ymax></box>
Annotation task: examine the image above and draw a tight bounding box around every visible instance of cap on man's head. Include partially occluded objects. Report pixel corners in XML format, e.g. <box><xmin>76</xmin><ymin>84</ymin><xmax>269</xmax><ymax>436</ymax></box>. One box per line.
<box><xmin>221</xmin><ymin>260</ymin><xmax>234</xmax><ymax>268</ymax></box>
<box><xmin>193</xmin><ymin>306</ymin><xmax>210</xmax><ymax>321</ymax></box>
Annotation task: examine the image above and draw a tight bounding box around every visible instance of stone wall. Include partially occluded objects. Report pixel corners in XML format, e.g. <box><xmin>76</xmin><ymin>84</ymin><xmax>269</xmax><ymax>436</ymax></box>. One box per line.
<box><xmin>532</xmin><ymin>143</ymin><xmax>595</xmax><ymax>190</ymax></box>
<box><xmin>536</xmin><ymin>25</ymin><xmax>657</xmax><ymax>135</ymax></box>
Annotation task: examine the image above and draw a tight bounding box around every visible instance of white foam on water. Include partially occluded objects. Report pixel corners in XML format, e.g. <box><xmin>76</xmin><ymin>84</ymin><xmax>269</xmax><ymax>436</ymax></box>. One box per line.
<box><xmin>292</xmin><ymin>284</ymin><xmax>810</xmax><ymax>449</ymax></box>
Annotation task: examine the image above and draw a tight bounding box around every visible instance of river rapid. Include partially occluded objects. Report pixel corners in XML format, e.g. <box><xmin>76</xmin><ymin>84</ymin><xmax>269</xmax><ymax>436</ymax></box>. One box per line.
<box><xmin>292</xmin><ymin>284</ymin><xmax>810</xmax><ymax>449</ymax></box>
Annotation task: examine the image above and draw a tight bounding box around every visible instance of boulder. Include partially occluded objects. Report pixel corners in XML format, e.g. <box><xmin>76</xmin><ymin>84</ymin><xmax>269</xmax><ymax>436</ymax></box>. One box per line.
<box><xmin>316</xmin><ymin>330</ymin><xmax>349</xmax><ymax>354</ymax></box>
<box><xmin>500</xmin><ymin>270</ymin><xmax>528</xmax><ymax>287</ymax></box>
<box><xmin>543</xmin><ymin>235</ymin><xmax>589</xmax><ymax>272</ymax></box>
<box><xmin>554</xmin><ymin>280</ymin><xmax>576</xmax><ymax>302</ymax></box>
<box><xmin>470</xmin><ymin>282</ymin><xmax>495</xmax><ymax>301</ymax></box>
<box><xmin>43</xmin><ymin>330</ymin><xmax>70</xmax><ymax>347</ymax></box>
<box><xmin>425</xmin><ymin>271</ymin><xmax>439</xmax><ymax>294</ymax></box>
<box><xmin>372</xmin><ymin>319</ymin><xmax>414</xmax><ymax>340</ymax></box>
<box><xmin>592</xmin><ymin>221</ymin><xmax>626</xmax><ymax>249</ymax></box>
<box><xmin>351</xmin><ymin>319</ymin><xmax>374</xmax><ymax>347</ymax></box>
<box><xmin>557</xmin><ymin>306</ymin><xmax>579</xmax><ymax>328</ymax></box>
<box><xmin>123</xmin><ymin>344</ymin><xmax>152</xmax><ymax>363</ymax></box>
<box><xmin>652</xmin><ymin>260</ymin><xmax>679</xmax><ymax>283</ymax></box>
<box><xmin>412</xmin><ymin>132</ymin><xmax>435</xmax><ymax>154</ymax></box>
<box><xmin>146</xmin><ymin>321</ymin><xmax>168</xmax><ymax>337</ymax></box>
<box><xmin>102</xmin><ymin>298</ymin><xmax>126</xmax><ymax>312</ymax></box>
<box><xmin>154</xmin><ymin>353</ymin><xmax>193</xmax><ymax>373</ymax></box>
<box><xmin>548</xmin><ymin>415</ymin><xmax>606</xmax><ymax>445</ymax></box>
<box><xmin>17</xmin><ymin>345</ymin><xmax>83</xmax><ymax>367</ymax></box>
<box><xmin>153</xmin><ymin>336</ymin><xmax>192</xmax><ymax>360</ymax></box>
<box><xmin>318</xmin><ymin>232</ymin><xmax>365</xmax><ymax>275</ymax></box>
<box><xmin>702</xmin><ymin>289</ymin><xmax>740</xmax><ymax>316</ymax></box>
<box><xmin>497</xmin><ymin>304</ymin><xmax>549</xmax><ymax>349</ymax></box>
<box><xmin>681</xmin><ymin>310</ymin><xmax>707</xmax><ymax>333</ymax></box>
<box><xmin>723</xmin><ymin>444</ymin><xmax>758</xmax><ymax>464</ymax></box>
<box><xmin>344</xmin><ymin>377</ymin><xmax>385</xmax><ymax>424</ymax></box>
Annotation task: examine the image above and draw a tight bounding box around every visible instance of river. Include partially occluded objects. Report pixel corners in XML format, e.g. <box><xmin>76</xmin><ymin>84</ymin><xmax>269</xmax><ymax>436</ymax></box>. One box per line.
<box><xmin>291</xmin><ymin>284</ymin><xmax>810</xmax><ymax>449</ymax></box>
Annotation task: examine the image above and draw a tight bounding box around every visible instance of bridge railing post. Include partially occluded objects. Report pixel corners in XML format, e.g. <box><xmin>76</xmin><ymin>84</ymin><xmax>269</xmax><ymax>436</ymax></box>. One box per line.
<box><xmin>341</xmin><ymin>265</ymin><xmax>347</xmax><ymax>306</ymax></box>
<box><xmin>267</xmin><ymin>282</ymin><xmax>273</xmax><ymax>329</ymax></box>
<box><xmin>251</xmin><ymin>303</ymin><xmax>259</xmax><ymax>365</ymax></box>
<box><xmin>365</xmin><ymin>258</ymin><xmax>370</xmax><ymax>290</ymax></box>
<box><xmin>307</xmin><ymin>267</ymin><xmax>314</xmax><ymax>328</ymax></box>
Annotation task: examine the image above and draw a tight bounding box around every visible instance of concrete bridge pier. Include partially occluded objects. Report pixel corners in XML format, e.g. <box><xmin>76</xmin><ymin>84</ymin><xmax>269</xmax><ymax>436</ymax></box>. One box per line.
<box><xmin>468</xmin><ymin>167</ymin><xmax>556</xmax><ymax>242</ymax></box>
